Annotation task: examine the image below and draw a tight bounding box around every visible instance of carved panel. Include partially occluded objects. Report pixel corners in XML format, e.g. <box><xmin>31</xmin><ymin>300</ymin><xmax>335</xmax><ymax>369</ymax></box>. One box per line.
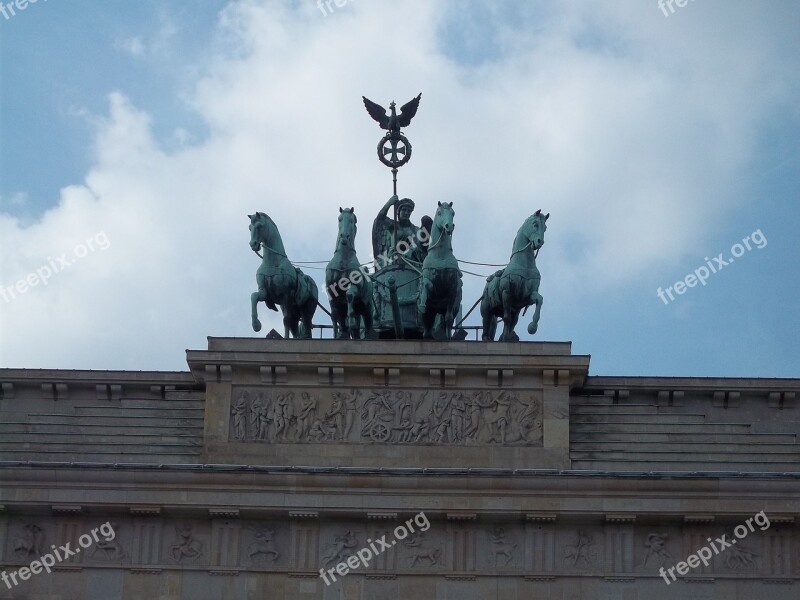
<box><xmin>164</xmin><ymin>523</ymin><xmax>208</xmax><ymax>565</ymax></box>
<box><xmin>7</xmin><ymin>522</ymin><xmax>47</xmax><ymax>563</ymax></box>
<box><xmin>399</xmin><ymin>532</ymin><xmax>443</xmax><ymax>570</ymax></box>
<box><xmin>229</xmin><ymin>387</ymin><xmax>543</xmax><ymax>447</ymax></box>
<box><xmin>477</xmin><ymin>526</ymin><xmax>520</xmax><ymax>570</ymax></box>
<box><xmin>559</xmin><ymin>529</ymin><xmax>600</xmax><ymax>571</ymax></box>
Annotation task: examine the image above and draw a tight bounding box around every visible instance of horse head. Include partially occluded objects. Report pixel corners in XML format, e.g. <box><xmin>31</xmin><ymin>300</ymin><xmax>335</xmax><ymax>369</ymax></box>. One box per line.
<box><xmin>515</xmin><ymin>209</ymin><xmax>549</xmax><ymax>254</ymax></box>
<box><xmin>337</xmin><ymin>207</ymin><xmax>357</xmax><ymax>248</ymax></box>
<box><xmin>433</xmin><ymin>201</ymin><xmax>455</xmax><ymax>238</ymax></box>
<box><xmin>248</xmin><ymin>212</ymin><xmax>267</xmax><ymax>252</ymax></box>
<box><xmin>248</xmin><ymin>212</ymin><xmax>285</xmax><ymax>257</ymax></box>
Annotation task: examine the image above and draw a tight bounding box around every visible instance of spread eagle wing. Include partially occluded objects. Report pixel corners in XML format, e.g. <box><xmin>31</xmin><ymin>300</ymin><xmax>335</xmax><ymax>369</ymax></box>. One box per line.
<box><xmin>397</xmin><ymin>93</ymin><xmax>422</xmax><ymax>127</ymax></box>
<box><xmin>362</xmin><ymin>96</ymin><xmax>390</xmax><ymax>129</ymax></box>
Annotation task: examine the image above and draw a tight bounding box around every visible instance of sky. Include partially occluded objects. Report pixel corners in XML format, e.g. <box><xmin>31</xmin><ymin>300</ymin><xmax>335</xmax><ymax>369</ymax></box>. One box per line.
<box><xmin>0</xmin><ymin>0</ymin><xmax>798</xmax><ymax>377</ymax></box>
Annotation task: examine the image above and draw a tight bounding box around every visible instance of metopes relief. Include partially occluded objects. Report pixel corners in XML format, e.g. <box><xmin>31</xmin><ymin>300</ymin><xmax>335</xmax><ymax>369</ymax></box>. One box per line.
<box><xmin>229</xmin><ymin>388</ymin><xmax>543</xmax><ymax>446</ymax></box>
<box><xmin>1</xmin><ymin>519</ymin><xmax>791</xmax><ymax>577</ymax></box>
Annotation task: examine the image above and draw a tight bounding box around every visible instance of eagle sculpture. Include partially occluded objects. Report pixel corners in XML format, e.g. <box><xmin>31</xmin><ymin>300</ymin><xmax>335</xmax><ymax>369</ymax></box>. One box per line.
<box><xmin>362</xmin><ymin>93</ymin><xmax>422</xmax><ymax>133</ymax></box>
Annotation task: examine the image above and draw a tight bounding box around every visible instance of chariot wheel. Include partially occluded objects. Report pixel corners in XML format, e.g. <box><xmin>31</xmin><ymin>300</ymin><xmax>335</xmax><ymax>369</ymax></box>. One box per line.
<box><xmin>369</xmin><ymin>422</ymin><xmax>391</xmax><ymax>442</ymax></box>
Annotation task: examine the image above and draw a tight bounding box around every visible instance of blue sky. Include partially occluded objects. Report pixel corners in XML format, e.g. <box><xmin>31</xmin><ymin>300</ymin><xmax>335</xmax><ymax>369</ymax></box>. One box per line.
<box><xmin>1</xmin><ymin>0</ymin><xmax>798</xmax><ymax>376</ymax></box>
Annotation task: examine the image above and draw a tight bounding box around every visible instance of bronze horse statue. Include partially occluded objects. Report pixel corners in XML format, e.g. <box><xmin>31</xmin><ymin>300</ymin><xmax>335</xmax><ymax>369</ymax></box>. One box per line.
<box><xmin>325</xmin><ymin>207</ymin><xmax>374</xmax><ymax>339</ymax></box>
<box><xmin>419</xmin><ymin>202</ymin><xmax>462</xmax><ymax>339</ymax></box>
<box><xmin>249</xmin><ymin>212</ymin><xmax>318</xmax><ymax>338</ymax></box>
<box><xmin>481</xmin><ymin>210</ymin><xmax>548</xmax><ymax>341</ymax></box>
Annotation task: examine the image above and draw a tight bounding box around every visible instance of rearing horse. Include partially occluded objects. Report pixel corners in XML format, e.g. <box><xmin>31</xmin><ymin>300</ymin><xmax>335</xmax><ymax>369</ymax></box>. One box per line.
<box><xmin>481</xmin><ymin>210</ymin><xmax>548</xmax><ymax>341</ymax></box>
<box><xmin>325</xmin><ymin>207</ymin><xmax>374</xmax><ymax>339</ymax></box>
<box><xmin>249</xmin><ymin>212</ymin><xmax>318</xmax><ymax>339</ymax></box>
<box><xmin>419</xmin><ymin>202</ymin><xmax>462</xmax><ymax>339</ymax></box>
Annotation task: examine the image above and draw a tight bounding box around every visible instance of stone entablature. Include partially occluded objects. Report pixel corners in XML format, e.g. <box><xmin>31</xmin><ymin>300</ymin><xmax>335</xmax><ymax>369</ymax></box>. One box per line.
<box><xmin>188</xmin><ymin>339</ymin><xmax>588</xmax><ymax>469</ymax></box>
<box><xmin>1</xmin><ymin>464</ymin><xmax>798</xmax><ymax>596</ymax></box>
<box><xmin>1</xmin><ymin>339</ymin><xmax>799</xmax><ymax>598</ymax></box>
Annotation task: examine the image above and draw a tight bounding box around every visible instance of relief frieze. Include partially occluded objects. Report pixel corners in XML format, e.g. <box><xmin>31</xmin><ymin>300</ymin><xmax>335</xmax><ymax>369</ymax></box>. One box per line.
<box><xmin>229</xmin><ymin>388</ymin><xmax>542</xmax><ymax>446</ymax></box>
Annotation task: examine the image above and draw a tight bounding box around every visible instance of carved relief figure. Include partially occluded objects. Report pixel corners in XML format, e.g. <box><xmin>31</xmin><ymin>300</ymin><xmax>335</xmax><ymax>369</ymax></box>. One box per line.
<box><xmin>231</xmin><ymin>393</ymin><xmax>249</xmax><ymax>440</ymax></box>
<box><xmin>296</xmin><ymin>392</ymin><xmax>317</xmax><ymax>440</ymax></box>
<box><xmin>322</xmin><ymin>531</ymin><xmax>359</xmax><ymax>566</ymax></box>
<box><xmin>251</xmin><ymin>392</ymin><xmax>272</xmax><ymax>441</ymax></box>
<box><xmin>563</xmin><ymin>531</ymin><xmax>596</xmax><ymax>566</ymax></box>
<box><xmin>171</xmin><ymin>524</ymin><xmax>203</xmax><ymax>562</ymax></box>
<box><xmin>13</xmin><ymin>524</ymin><xmax>45</xmax><ymax>558</ymax></box>
<box><xmin>248</xmin><ymin>527</ymin><xmax>280</xmax><ymax>563</ymax></box>
<box><xmin>309</xmin><ymin>418</ymin><xmax>335</xmax><ymax>442</ymax></box>
<box><xmin>342</xmin><ymin>389</ymin><xmax>360</xmax><ymax>439</ymax></box>
<box><xmin>404</xmin><ymin>534</ymin><xmax>440</xmax><ymax>567</ymax></box>
<box><xmin>485</xmin><ymin>391</ymin><xmax>515</xmax><ymax>444</ymax></box>
<box><xmin>450</xmin><ymin>393</ymin><xmax>467</xmax><ymax>443</ymax></box>
<box><xmin>362</xmin><ymin>390</ymin><xmax>396</xmax><ymax>442</ymax></box>
<box><xmin>325</xmin><ymin>393</ymin><xmax>346</xmax><ymax>440</ymax></box>
<box><xmin>643</xmin><ymin>533</ymin><xmax>672</xmax><ymax>567</ymax></box>
<box><xmin>489</xmin><ymin>527</ymin><xmax>517</xmax><ymax>566</ymax></box>
<box><xmin>408</xmin><ymin>418</ymin><xmax>429</xmax><ymax>442</ymax></box>
<box><xmin>464</xmin><ymin>391</ymin><xmax>485</xmax><ymax>440</ymax></box>
<box><xmin>505</xmin><ymin>397</ymin><xmax>542</xmax><ymax>444</ymax></box>
<box><xmin>91</xmin><ymin>522</ymin><xmax>126</xmax><ymax>561</ymax></box>
<box><xmin>274</xmin><ymin>392</ymin><xmax>295</xmax><ymax>441</ymax></box>
<box><xmin>724</xmin><ymin>542</ymin><xmax>759</xmax><ymax>570</ymax></box>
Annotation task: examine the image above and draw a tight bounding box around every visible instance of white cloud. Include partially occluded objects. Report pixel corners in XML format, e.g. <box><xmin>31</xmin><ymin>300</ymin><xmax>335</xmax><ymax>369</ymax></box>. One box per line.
<box><xmin>1</xmin><ymin>0</ymin><xmax>796</xmax><ymax>369</ymax></box>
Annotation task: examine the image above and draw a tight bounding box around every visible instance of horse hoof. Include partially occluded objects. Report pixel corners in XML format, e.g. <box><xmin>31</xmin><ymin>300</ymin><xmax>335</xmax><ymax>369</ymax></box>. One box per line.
<box><xmin>527</xmin><ymin>322</ymin><xmax>538</xmax><ymax>335</ymax></box>
<box><xmin>252</xmin><ymin>319</ymin><xmax>262</xmax><ymax>332</ymax></box>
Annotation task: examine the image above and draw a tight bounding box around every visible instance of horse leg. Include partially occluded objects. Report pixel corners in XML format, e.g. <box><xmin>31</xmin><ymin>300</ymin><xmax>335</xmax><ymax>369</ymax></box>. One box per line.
<box><xmin>419</xmin><ymin>277</ymin><xmax>434</xmax><ymax>339</ymax></box>
<box><xmin>499</xmin><ymin>287</ymin><xmax>514</xmax><ymax>341</ymax></box>
<box><xmin>346</xmin><ymin>289</ymin><xmax>360</xmax><ymax>340</ymax></box>
<box><xmin>283</xmin><ymin>302</ymin><xmax>300</xmax><ymax>339</ymax></box>
<box><xmin>251</xmin><ymin>289</ymin><xmax>266</xmax><ymax>332</ymax></box>
<box><xmin>527</xmin><ymin>292</ymin><xmax>543</xmax><ymax>335</ymax></box>
<box><xmin>302</xmin><ymin>299</ymin><xmax>315</xmax><ymax>339</ymax></box>
<box><xmin>360</xmin><ymin>295</ymin><xmax>374</xmax><ymax>339</ymax></box>
<box><xmin>480</xmin><ymin>295</ymin><xmax>495</xmax><ymax>341</ymax></box>
<box><xmin>444</xmin><ymin>280</ymin><xmax>462</xmax><ymax>340</ymax></box>
<box><xmin>331</xmin><ymin>298</ymin><xmax>348</xmax><ymax>339</ymax></box>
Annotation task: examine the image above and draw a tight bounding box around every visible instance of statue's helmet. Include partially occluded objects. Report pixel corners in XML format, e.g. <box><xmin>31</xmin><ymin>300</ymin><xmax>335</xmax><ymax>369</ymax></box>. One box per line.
<box><xmin>397</xmin><ymin>197</ymin><xmax>415</xmax><ymax>213</ymax></box>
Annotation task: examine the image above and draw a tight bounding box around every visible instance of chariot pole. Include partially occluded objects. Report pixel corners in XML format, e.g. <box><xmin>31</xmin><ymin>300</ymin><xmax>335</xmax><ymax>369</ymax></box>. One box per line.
<box><xmin>362</xmin><ymin>94</ymin><xmax>421</xmax><ymax>254</ymax></box>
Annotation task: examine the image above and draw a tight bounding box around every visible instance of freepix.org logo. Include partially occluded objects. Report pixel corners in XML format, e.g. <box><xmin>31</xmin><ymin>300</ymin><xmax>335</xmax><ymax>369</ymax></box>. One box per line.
<box><xmin>0</xmin><ymin>230</ymin><xmax>111</xmax><ymax>304</ymax></box>
<box><xmin>2</xmin><ymin>522</ymin><xmax>116</xmax><ymax>590</ymax></box>
<box><xmin>319</xmin><ymin>512</ymin><xmax>430</xmax><ymax>585</ymax></box>
<box><xmin>1</xmin><ymin>0</ymin><xmax>49</xmax><ymax>22</ymax></box>
<box><xmin>656</xmin><ymin>229</ymin><xmax>766</xmax><ymax>305</ymax></box>
<box><xmin>659</xmin><ymin>511</ymin><xmax>770</xmax><ymax>585</ymax></box>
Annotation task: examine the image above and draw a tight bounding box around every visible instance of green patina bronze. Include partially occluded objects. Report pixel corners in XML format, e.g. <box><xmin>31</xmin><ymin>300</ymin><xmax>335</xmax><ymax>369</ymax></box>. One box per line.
<box><xmin>481</xmin><ymin>210</ymin><xmax>549</xmax><ymax>341</ymax></box>
<box><xmin>419</xmin><ymin>201</ymin><xmax>463</xmax><ymax>339</ymax></box>
<box><xmin>245</xmin><ymin>94</ymin><xmax>549</xmax><ymax>341</ymax></box>
<box><xmin>248</xmin><ymin>212</ymin><xmax>318</xmax><ymax>339</ymax></box>
<box><xmin>325</xmin><ymin>207</ymin><xmax>374</xmax><ymax>340</ymax></box>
